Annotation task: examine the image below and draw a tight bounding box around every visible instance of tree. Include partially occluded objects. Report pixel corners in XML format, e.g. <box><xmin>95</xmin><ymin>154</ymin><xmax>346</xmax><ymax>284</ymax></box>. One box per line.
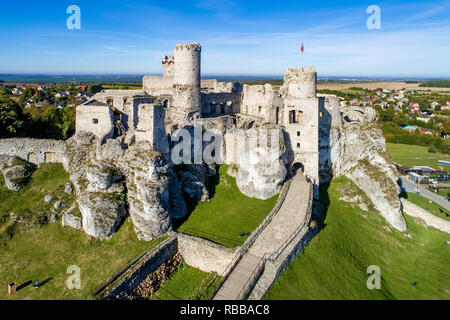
<box><xmin>442</xmin><ymin>122</ymin><xmax>450</xmax><ymax>135</ymax></box>
<box><xmin>87</xmin><ymin>84</ymin><xmax>103</xmax><ymax>94</ymax></box>
<box><xmin>0</xmin><ymin>93</ymin><xmax>30</xmax><ymax>138</ymax></box>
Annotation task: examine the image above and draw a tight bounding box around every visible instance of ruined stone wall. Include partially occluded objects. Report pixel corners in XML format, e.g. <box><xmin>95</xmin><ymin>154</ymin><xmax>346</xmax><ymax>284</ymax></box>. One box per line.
<box><xmin>162</xmin><ymin>56</ymin><xmax>175</xmax><ymax>78</ymax></box>
<box><xmin>135</xmin><ymin>104</ymin><xmax>169</xmax><ymax>153</ymax></box>
<box><xmin>201</xmin><ymin>79</ymin><xmax>242</xmax><ymax>93</ymax></box>
<box><xmin>0</xmin><ymin>138</ymin><xmax>65</xmax><ymax>165</ymax></box>
<box><xmin>241</xmin><ymin>84</ymin><xmax>283</xmax><ymax>124</ymax></box>
<box><xmin>76</xmin><ymin>105</ymin><xmax>114</xmax><ymax>141</ymax></box>
<box><xmin>142</xmin><ymin>76</ymin><xmax>174</xmax><ymax>96</ymax></box>
<box><xmin>177</xmin><ymin>233</ymin><xmax>237</xmax><ymax>276</ymax></box>
<box><xmin>201</xmin><ymin>92</ymin><xmax>241</xmax><ymax>116</ymax></box>
<box><xmin>94</xmin><ymin>90</ymin><xmax>147</xmax><ymax>112</ymax></box>
<box><xmin>93</xmin><ymin>90</ymin><xmax>152</xmax><ymax>130</ymax></box>
<box><xmin>98</xmin><ymin>235</ymin><xmax>179</xmax><ymax>299</ymax></box>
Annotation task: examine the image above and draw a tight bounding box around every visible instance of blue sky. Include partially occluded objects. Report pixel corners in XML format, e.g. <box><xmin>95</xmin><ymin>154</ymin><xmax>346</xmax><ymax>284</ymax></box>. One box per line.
<box><xmin>1</xmin><ymin>0</ymin><xmax>449</xmax><ymax>77</ymax></box>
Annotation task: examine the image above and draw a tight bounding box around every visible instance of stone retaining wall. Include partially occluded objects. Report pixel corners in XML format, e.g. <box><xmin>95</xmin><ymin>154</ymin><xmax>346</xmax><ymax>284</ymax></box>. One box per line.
<box><xmin>0</xmin><ymin>138</ymin><xmax>65</xmax><ymax>165</ymax></box>
<box><xmin>401</xmin><ymin>199</ymin><xmax>450</xmax><ymax>234</ymax></box>
<box><xmin>94</xmin><ymin>232</ymin><xmax>237</xmax><ymax>299</ymax></box>
<box><xmin>177</xmin><ymin>233</ymin><xmax>237</xmax><ymax>276</ymax></box>
<box><xmin>96</xmin><ymin>235</ymin><xmax>178</xmax><ymax>299</ymax></box>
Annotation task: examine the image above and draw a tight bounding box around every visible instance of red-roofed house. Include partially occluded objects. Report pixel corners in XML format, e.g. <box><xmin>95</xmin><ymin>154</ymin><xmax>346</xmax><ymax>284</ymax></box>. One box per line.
<box><xmin>408</xmin><ymin>103</ymin><xmax>420</xmax><ymax>111</ymax></box>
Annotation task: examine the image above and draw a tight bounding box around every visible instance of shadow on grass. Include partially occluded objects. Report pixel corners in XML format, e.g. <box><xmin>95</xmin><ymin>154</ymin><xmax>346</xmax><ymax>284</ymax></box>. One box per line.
<box><xmin>172</xmin><ymin>165</ymin><xmax>221</xmax><ymax>231</ymax></box>
<box><xmin>16</xmin><ymin>280</ymin><xmax>32</xmax><ymax>291</ymax></box>
<box><xmin>316</xmin><ymin>182</ymin><xmax>331</xmax><ymax>233</ymax></box>
<box><xmin>39</xmin><ymin>277</ymin><xmax>53</xmax><ymax>287</ymax></box>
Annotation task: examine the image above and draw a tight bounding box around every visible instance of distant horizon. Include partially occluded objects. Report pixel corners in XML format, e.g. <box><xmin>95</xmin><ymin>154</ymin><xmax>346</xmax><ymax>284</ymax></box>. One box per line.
<box><xmin>1</xmin><ymin>73</ymin><xmax>449</xmax><ymax>84</ymax></box>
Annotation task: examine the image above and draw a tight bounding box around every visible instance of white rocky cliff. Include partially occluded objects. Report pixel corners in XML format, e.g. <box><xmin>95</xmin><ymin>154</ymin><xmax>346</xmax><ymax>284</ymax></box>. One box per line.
<box><xmin>319</xmin><ymin>102</ymin><xmax>407</xmax><ymax>232</ymax></box>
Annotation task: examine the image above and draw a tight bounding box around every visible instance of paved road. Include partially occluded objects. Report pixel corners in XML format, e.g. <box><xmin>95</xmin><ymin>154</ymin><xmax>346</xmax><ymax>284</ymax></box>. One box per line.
<box><xmin>400</xmin><ymin>176</ymin><xmax>450</xmax><ymax>211</ymax></box>
<box><xmin>213</xmin><ymin>173</ymin><xmax>311</xmax><ymax>300</ymax></box>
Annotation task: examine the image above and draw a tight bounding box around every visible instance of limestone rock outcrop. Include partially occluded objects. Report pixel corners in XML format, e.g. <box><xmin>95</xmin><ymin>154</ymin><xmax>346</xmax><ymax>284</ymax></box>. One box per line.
<box><xmin>234</xmin><ymin>126</ymin><xmax>288</xmax><ymax>200</ymax></box>
<box><xmin>340</xmin><ymin>121</ymin><xmax>406</xmax><ymax>232</ymax></box>
<box><xmin>120</xmin><ymin>141</ymin><xmax>172</xmax><ymax>241</ymax></box>
<box><xmin>319</xmin><ymin>104</ymin><xmax>407</xmax><ymax>232</ymax></box>
<box><xmin>0</xmin><ymin>156</ymin><xmax>34</xmax><ymax>191</ymax></box>
<box><xmin>63</xmin><ymin>132</ymin><xmax>190</xmax><ymax>240</ymax></box>
<box><xmin>62</xmin><ymin>212</ymin><xmax>82</xmax><ymax>229</ymax></box>
<box><xmin>64</xmin><ymin>132</ymin><xmax>128</xmax><ymax>238</ymax></box>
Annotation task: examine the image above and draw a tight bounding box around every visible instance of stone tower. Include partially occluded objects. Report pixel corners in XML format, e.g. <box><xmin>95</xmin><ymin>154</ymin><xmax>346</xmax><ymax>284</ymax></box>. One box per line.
<box><xmin>162</xmin><ymin>56</ymin><xmax>175</xmax><ymax>78</ymax></box>
<box><xmin>282</xmin><ymin>67</ymin><xmax>320</xmax><ymax>199</ymax></box>
<box><xmin>169</xmin><ymin>43</ymin><xmax>202</xmax><ymax>122</ymax></box>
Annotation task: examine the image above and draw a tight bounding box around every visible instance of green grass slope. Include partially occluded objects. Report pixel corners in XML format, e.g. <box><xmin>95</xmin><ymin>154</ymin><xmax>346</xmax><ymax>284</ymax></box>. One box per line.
<box><xmin>0</xmin><ymin>163</ymin><xmax>165</xmax><ymax>300</ymax></box>
<box><xmin>265</xmin><ymin>177</ymin><xmax>450</xmax><ymax>300</ymax></box>
<box><xmin>151</xmin><ymin>263</ymin><xmax>222</xmax><ymax>300</ymax></box>
<box><xmin>176</xmin><ymin>165</ymin><xmax>278</xmax><ymax>248</ymax></box>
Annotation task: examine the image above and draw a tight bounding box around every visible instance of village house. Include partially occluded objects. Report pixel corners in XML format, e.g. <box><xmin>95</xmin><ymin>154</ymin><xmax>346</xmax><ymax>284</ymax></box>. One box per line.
<box><xmin>408</xmin><ymin>102</ymin><xmax>420</xmax><ymax>111</ymax></box>
<box><xmin>401</xmin><ymin>125</ymin><xmax>418</xmax><ymax>133</ymax></box>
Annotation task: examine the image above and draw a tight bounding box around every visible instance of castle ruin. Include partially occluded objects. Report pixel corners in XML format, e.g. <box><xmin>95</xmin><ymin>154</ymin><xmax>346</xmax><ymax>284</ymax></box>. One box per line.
<box><xmin>76</xmin><ymin>42</ymin><xmax>327</xmax><ymax>199</ymax></box>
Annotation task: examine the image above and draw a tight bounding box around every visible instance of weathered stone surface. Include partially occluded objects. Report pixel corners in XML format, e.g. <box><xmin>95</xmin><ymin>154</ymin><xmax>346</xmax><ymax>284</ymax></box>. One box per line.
<box><xmin>177</xmin><ymin>233</ymin><xmax>236</xmax><ymax>276</ymax></box>
<box><xmin>64</xmin><ymin>132</ymin><xmax>128</xmax><ymax>238</ymax></box>
<box><xmin>78</xmin><ymin>192</ymin><xmax>126</xmax><ymax>238</ymax></box>
<box><xmin>54</xmin><ymin>201</ymin><xmax>63</xmax><ymax>209</ymax></box>
<box><xmin>45</xmin><ymin>195</ymin><xmax>54</xmax><ymax>203</ymax></box>
<box><xmin>120</xmin><ymin>141</ymin><xmax>172</xmax><ymax>241</ymax></box>
<box><xmin>167</xmin><ymin>169</ymin><xmax>187</xmax><ymax>219</ymax></box>
<box><xmin>321</xmin><ymin>105</ymin><xmax>407</xmax><ymax>232</ymax></box>
<box><xmin>234</xmin><ymin>126</ymin><xmax>288</xmax><ymax>200</ymax></box>
<box><xmin>0</xmin><ymin>138</ymin><xmax>65</xmax><ymax>165</ymax></box>
<box><xmin>64</xmin><ymin>183</ymin><xmax>73</xmax><ymax>194</ymax></box>
<box><xmin>62</xmin><ymin>213</ymin><xmax>82</xmax><ymax>229</ymax></box>
<box><xmin>0</xmin><ymin>157</ymin><xmax>34</xmax><ymax>191</ymax></box>
<box><xmin>50</xmin><ymin>214</ymin><xmax>58</xmax><ymax>223</ymax></box>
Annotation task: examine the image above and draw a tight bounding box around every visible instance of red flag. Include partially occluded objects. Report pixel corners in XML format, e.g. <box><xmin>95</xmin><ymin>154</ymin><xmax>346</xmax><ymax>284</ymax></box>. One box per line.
<box><xmin>301</xmin><ymin>43</ymin><xmax>304</xmax><ymax>54</ymax></box>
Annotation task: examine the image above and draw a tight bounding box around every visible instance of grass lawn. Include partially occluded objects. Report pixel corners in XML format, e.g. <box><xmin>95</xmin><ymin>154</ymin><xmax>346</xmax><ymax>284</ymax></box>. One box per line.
<box><xmin>0</xmin><ymin>163</ymin><xmax>165</xmax><ymax>300</ymax></box>
<box><xmin>437</xmin><ymin>189</ymin><xmax>450</xmax><ymax>198</ymax></box>
<box><xmin>176</xmin><ymin>165</ymin><xmax>279</xmax><ymax>248</ymax></box>
<box><xmin>0</xmin><ymin>218</ymin><xmax>165</xmax><ymax>300</ymax></box>
<box><xmin>151</xmin><ymin>263</ymin><xmax>222</xmax><ymax>300</ymax></box>
<box><xmin>265</xmin><ymin>176</ymin><xmax>450</xmax><ymax>300</ymax></box>
<box><xmin>401</xmin><ymin>192</ymin><xmax>450</xmax><ymax>221</ymax></box>
<box><xmin>0</xmin><ymin>163</ymin><xmax>75</xmax><ymax>219</ymax></box>
<box><xmin>386</xmin><ymin>143</ymin><xmax>450</xmax><ymax>170</ymax></box>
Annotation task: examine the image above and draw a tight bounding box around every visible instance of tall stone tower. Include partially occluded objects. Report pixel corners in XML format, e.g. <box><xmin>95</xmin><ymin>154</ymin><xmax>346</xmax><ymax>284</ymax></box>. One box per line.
<box><xmin>282</xmin><ymin>67</ymin><xmax>319</xmax><ymax>199</ymax></box>
<box><xmin>169</xmin><ymin>43</ymin><xmax>202</xmax><ymax>122</ymax></box>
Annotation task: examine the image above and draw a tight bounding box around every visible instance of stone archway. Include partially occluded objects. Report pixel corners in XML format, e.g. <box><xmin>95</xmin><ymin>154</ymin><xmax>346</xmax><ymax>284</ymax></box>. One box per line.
<box><xmin>292</xmin><ymin>162</ymin><xmax>304</xmax><ymax>174</ymax></box>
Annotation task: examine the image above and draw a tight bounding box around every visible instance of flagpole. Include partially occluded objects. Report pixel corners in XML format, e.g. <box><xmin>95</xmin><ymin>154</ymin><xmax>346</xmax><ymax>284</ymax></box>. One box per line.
<box><xmin>300</xmin><ymin>42</ymin><xmax>303</xmax><ymax>70</ymax></box>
